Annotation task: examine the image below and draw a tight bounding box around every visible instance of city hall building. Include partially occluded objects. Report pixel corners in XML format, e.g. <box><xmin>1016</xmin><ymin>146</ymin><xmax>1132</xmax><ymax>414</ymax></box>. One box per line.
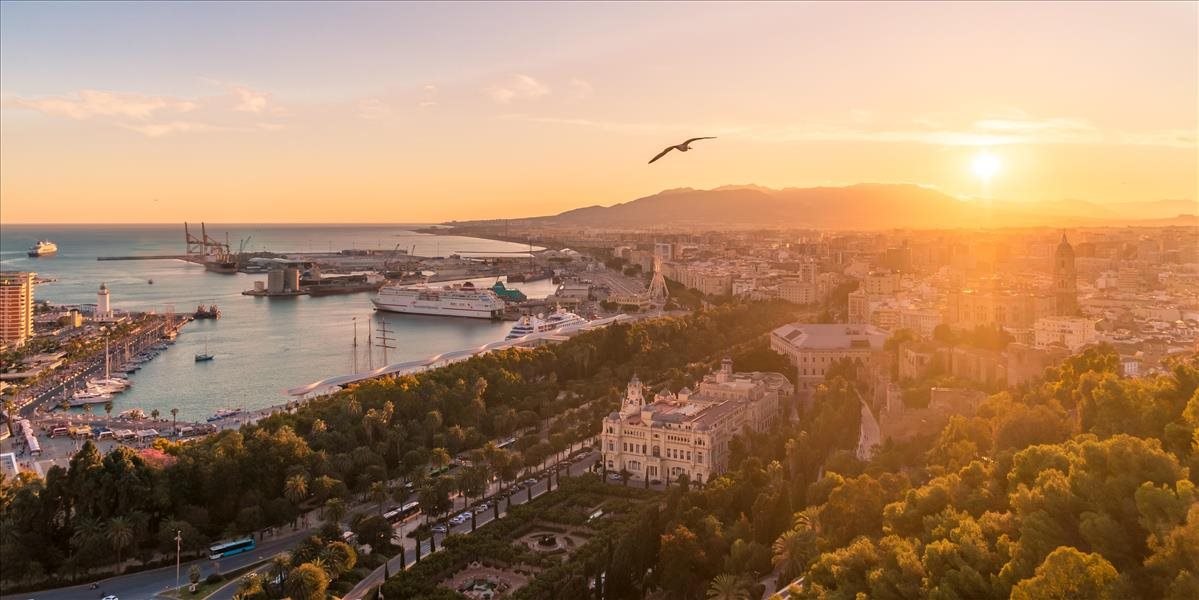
<box><xmin>600</xmin><ymin>358</ymin><xmax>791</xmax><ymax>484</ymax></box>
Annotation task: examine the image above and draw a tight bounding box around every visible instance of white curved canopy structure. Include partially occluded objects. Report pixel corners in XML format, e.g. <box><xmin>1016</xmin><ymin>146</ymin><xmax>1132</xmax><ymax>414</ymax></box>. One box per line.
<box><xmin>286</xmin><ymin>315</ymin><xmax>629</xmax><ymax>397</ymax></box>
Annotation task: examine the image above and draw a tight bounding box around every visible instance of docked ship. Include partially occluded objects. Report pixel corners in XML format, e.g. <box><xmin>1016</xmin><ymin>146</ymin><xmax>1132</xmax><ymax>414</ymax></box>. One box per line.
<box><xmin>505</xmin><ymin>307</ymin><xmax>589</xmax><ymax>339</ymax></box>
<box><xmin>27</xmin><ymin>239</ymin><xmax>58</xmax><ymax>257</ymax></box>
<box><xmin>371</xmin><ymin>281</ymin><xmax>505</xmax><ymax>319</ymax></box>
<box><xmin>194</xmin><ymin>304</ymin><xmax>221</xmax><ymax>319</ymax></box>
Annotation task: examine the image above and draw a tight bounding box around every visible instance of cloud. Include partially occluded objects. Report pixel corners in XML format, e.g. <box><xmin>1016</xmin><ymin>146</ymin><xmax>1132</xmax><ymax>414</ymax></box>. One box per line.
<box><xmin>569</xmin><ymin>78</ymin><xmax>594</xmax><ymax>100</ymax></box>
<box><xmin>7</xmin><ymin>90</ymin><xmax>198</xmax><ymax>120</ymax></box>
<box><xmin>6</xmin><ymin>83</ymin><xmax>287</xmax><ymax>137</ymax></box>
<box><xmin>118</xmin><ymin>121</ymin><xmax>226</xmax><ymax>137</ymax></box>
<box><xmin>485</xmin><ymin>74</ymin><xmax>550</xmax><ymax>104</ymax></box>
<box><xmin>228</xmin><ymin>85</ymin><xmax>270</xmax><ymax>113</ymax></box>
<box><xmin>357</xmin><ymin>98</ymin><xmax>392</xmax><ymax>120</ymax></box>
<box><xmin>751</xmin><ymin>115</ymin><xmax>1196</xmax><ymax>148</ymax></box>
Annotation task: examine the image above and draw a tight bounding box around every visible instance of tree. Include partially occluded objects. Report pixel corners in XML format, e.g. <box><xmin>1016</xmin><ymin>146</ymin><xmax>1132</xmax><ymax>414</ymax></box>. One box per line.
<box><xmin>107</xmin><ymin>516</ymin><xmax>134</xmax><ymax>573</ymax></box>
<box><xmin>369</xmin><ymin>481</ymin><xmax>388</xmax><ymax>516</ymax></box>
<box><xmin>321</xmin><ymin>540</ymin><xmax>357</xmax><ymax>577</ymax></box>
<box><xmin>772</xmin><ymin>523</ymin><xmax>817</xmax><ymax>585</ymax></box>
<box><xmin>1010</xmin><ymin>547</ymin><xmax>1125</xmax><ymax>600</ymax></box>
<box><xmin>324</xmin><ymin>497</ymin><xmax>347</xmax><ymax>526</ymax></box>
<box><xmin>284</xmin><ymin>474</ymin><xmax>310</xmax><ymax>513</ymax></box>
<box><xmin>285</xmin><ymin>562</ymin><xmax>330</xmax><ymax>600</ymax></box>
<box><xmin>706</xmin><ymin>573</ymin><xmax>751</xmax><ymax>600</ymax></box>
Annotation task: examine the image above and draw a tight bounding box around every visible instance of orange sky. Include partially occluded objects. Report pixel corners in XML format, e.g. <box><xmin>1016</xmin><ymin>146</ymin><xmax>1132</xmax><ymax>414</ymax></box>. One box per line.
<box><xmin>1</xmin><ymin>2</ymin><xmax>1195</xmax><ymax>224</ymax></box>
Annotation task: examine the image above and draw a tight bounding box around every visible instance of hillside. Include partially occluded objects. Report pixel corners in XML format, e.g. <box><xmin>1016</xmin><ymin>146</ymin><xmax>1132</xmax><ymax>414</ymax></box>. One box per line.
<box><xmin>520</xmin><ymin>184</ymin><xmax>1197</xmax><ymax>230</ymax></box>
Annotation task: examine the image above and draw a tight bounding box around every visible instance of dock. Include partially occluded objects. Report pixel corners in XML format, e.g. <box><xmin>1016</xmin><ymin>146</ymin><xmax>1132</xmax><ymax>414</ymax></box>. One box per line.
<box><xmin>97</xmin><ymin>255</ymin><xmax>192</xmax><ymax>261</ymax></box>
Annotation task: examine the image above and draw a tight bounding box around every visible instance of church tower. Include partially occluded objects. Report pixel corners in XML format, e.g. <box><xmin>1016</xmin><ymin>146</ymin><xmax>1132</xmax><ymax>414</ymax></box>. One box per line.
<box><xmin>1054</xmin><ymin>234</ymin><xmax>1078</xmax><ymax>315</ymax></box>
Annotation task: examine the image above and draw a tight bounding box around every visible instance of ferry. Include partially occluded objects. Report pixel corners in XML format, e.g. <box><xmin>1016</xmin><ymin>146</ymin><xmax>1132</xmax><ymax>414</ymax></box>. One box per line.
<box><xmin>27</xmin><ymin>240</ymin><xmax>58</xmax><ymax>257</ymax></box>
<box><xmin>505</xmin><ymin>308</ymin><xmax>589</xmax><ymax>339</ymax></box>
<box><xmin>371</xmin><ymin>281</ymin><xmax>505</xmax><ymax>319</ymax></box>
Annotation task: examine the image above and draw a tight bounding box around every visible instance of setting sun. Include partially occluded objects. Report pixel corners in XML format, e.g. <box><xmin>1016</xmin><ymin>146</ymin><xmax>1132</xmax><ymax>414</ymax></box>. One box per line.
<box><xmin>972</xmin><ymin>151</ymin><xmax>1002</xmax><ymax>183</ymax></box>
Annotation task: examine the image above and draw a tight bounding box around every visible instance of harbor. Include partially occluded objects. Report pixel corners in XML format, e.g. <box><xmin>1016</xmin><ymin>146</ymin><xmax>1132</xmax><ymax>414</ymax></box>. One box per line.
<box><xmin>1</xmin><ymin>224</ymin><xmax>572</xmax><ymax>422</ymax></box>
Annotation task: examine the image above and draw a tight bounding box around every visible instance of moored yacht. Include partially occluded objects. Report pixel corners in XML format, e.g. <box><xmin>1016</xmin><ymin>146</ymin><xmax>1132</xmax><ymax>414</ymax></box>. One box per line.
<box><xmin>505</xmin><ymin>307</ymin><xmax>589</xmax><ymax>339</ymax></box>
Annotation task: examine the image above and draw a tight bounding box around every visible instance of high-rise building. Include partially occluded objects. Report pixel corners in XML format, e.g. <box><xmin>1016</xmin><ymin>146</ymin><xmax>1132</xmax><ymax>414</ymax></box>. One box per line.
<box><xmin>1054</xmin><ymin>234</ymin><xmax>1078</xmax><ymax>315</ymax></box>
<box><xmin>0</xmin><ymin>271</ymin><xmax>35</xmax><ymax>348</ymax></box>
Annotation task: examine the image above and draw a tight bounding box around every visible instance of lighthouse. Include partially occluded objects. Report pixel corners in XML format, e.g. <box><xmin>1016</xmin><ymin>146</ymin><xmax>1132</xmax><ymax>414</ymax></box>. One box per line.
<box><xmin>96</xmin><ymin>282</ymin><xmax>113</xmax><ymax>321</ymax></box>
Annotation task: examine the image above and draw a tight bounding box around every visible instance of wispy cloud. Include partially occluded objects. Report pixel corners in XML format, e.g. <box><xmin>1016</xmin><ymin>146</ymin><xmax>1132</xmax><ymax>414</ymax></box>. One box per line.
<box><xmin>568</xmin><ymin>78</ymin><xmax>593</xmax><ymax>100</ymax></box>
<box><xmin>749</xmin><ymin>115</ymin><xmax>1196</xmax><ymax>148</ymax></box>
<box><xmin>5</xmin><ymin>83</ymin><xmax>286</xmax><ymax>137</ymax></box>
<box><xmin>485</xmin><ymin>74</ymin><xmax>550</xmax><ymax>104</ymax></box>
<box><xmin>7</xmin><ymin>90</ymin><xmax>198</xmax><ymax>120</ymax></box>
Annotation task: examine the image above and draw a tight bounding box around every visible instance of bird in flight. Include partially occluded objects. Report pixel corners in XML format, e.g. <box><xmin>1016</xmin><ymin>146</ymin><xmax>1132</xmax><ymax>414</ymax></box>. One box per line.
<box><xmin>648</xmin><ymin>137</ymin><xmax>716</xmax><ymax>164</ymax></box>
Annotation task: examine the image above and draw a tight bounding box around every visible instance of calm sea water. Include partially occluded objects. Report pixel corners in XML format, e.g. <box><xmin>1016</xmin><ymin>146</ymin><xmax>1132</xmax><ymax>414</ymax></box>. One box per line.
<box><xmin>1</xmin><ymin>224</ymin><xmax>557</xmax><ymax>421</ymax></box>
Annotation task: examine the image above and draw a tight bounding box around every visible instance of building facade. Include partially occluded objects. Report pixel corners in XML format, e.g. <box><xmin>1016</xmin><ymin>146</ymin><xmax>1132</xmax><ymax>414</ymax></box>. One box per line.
<box><xmin>770</xmin><ymin>323</ymin><xmax>890</xmax><ymax>393</ymax></box>
<box><xmin>0</xmin><ymin>271</ymin><xmax>35</xmax><ymax>348</ymax></box>
<box><xmin>600</xmin><ymin>359</ymin><xmax>791</xmax><ymax>484</ymax></box>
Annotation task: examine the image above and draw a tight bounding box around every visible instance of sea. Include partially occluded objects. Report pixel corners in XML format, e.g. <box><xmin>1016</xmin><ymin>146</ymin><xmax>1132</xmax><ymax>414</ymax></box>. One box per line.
<box><xmin>0</xmin><ymin>224</ymin><xmax>557</xmax><ymax>422</ymax></box>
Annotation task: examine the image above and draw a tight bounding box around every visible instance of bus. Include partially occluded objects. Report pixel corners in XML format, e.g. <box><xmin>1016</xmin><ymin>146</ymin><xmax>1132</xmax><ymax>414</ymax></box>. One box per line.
<box><xmin>208</xmin><ymin>537</ymin><xmax>256</xmax><ymax>560</ymax></box>
<box><xmin>385</xmin><ymin>501</ymin><xmax>421</xmax><ymax>524</ymax></box>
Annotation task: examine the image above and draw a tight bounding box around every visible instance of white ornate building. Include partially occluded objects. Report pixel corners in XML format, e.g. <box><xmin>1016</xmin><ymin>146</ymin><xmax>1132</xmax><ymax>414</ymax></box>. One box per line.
<box><xmin>600</xmin><ymin>358</ymin><xmax>791</xmax><ymax>484</ymax></box>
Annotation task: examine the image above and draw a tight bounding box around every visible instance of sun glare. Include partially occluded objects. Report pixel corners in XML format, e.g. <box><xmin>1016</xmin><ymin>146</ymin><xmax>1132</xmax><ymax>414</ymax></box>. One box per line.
<box><xmin>972</xmin><ymin>152</ymin><xmax>1001</xmax><ymax>183</ymax></box>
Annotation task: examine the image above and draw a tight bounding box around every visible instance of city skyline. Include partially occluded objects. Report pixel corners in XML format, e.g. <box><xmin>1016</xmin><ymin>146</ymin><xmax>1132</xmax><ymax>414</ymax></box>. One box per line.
<box><xmin>1</xmin><ymin>1</ymin><xmax>1196</xmax><ymax>224</ymax></box>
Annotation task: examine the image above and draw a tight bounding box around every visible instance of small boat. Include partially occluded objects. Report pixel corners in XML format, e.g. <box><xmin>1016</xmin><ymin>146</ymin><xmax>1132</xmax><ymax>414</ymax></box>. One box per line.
<box><xmin>195</xmin><ymin>338</ymin><xmax>214</xmax><ymax>362</ymax></box>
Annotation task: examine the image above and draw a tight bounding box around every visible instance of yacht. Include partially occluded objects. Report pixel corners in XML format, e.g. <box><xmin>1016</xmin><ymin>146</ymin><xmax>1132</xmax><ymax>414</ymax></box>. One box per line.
<box><xmin>27</xmin><ymin>240</ymin><xmax>58</xmax><ymax>257</ymax></box>
<box><xmin>371</xmin><ymin>281</ymin><xmax>505</xmax><ymax>319</ymax></box>
<box><xmin>505</xmin><ymin>308</ymin><xmax>589</xmax><ymax>340</ymax></box>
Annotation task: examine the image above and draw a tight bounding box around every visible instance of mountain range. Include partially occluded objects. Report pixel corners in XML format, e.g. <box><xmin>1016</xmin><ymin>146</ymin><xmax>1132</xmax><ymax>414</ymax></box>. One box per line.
<box><xmin>498</xmin><ymin>184</ymin><xmax>1196</xmax><ymax>230</ymax></box>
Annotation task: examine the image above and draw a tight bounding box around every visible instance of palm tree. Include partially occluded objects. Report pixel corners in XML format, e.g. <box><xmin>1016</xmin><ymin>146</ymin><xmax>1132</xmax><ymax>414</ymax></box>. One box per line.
<box><xmin>706</xmin><ymin>574</ymin><xmax>750</xmax><ymax>600</ymax></box>
<box><xmin>368</xmin><ymin>482</ymin><xmax>388</xmax><ymax>516</ymax></box>
<box><xmin>771</xmin><ymin>518</ymin><xmax>817</xmax><ymax>587</ymax></box>
<box><xmin>324</xmin><ymin>498</ymin><xmax>347</xmax><ymax>525</ymax></box>
<box><xmin>107</xmin><ymin>516</ymin><xmax>134</xmax><ymax>573</ymax></box>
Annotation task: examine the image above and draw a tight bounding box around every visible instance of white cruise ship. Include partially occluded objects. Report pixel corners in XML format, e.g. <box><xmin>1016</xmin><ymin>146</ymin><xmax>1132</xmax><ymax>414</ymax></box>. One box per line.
<box><xmin>372</xmin><ymin>281</ymin><xmax>505</xmax><ymax>319</ymax></box>
<box><xmin>506</xmin><ymin>308</ymin><xmax>589</xmax><ymax>339</ymax></box>
<box><xmin>28</xmin><ymin>239</ymin><xmax>58</xmax><ymax>257</ymax></box>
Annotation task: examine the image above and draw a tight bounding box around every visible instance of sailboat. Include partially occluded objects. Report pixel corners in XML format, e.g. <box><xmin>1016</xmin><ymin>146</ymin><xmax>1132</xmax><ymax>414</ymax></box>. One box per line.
<box><xmin>195</xmin><ymin>338</ymin><xmax>214</xmax><ymax>362</ymax></box>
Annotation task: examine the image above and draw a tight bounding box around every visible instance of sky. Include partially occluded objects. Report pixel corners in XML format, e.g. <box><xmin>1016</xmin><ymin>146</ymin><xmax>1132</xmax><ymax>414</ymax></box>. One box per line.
<box><xmin>1</xmin><ymin>1</ymin><xmax>1195</xmax><ymax>224</ymax></box>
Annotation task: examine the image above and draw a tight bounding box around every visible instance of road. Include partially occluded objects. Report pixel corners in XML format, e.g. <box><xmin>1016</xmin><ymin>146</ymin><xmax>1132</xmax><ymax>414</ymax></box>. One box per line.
<box><xmin>1</xmin><ymin>526</ymin><xmax>310</xmax><ymax>600</ymax></box>
<box><xmin>341</xmin><ymin>450</ymin><xmax>600</xmax><ymax>600</ymax></box>
<box><xmin>5</xmin><ymin>450</ymin><xmax>599</xmax><ymax>600</ymax></box>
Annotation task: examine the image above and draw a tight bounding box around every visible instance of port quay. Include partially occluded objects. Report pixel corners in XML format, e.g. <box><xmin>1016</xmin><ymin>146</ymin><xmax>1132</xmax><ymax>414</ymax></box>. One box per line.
<box><xmin>285</xmin><ymin>314</ymin><xmax>631</xmax><ymax>398</ymax></box>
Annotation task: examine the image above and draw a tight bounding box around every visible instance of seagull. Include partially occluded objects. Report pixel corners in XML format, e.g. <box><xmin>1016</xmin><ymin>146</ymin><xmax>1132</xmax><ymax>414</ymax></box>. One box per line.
<box><xmin>648</xmin><ymin>137</ymin><xmax>716</xmax><ymax>164</ymax></box>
